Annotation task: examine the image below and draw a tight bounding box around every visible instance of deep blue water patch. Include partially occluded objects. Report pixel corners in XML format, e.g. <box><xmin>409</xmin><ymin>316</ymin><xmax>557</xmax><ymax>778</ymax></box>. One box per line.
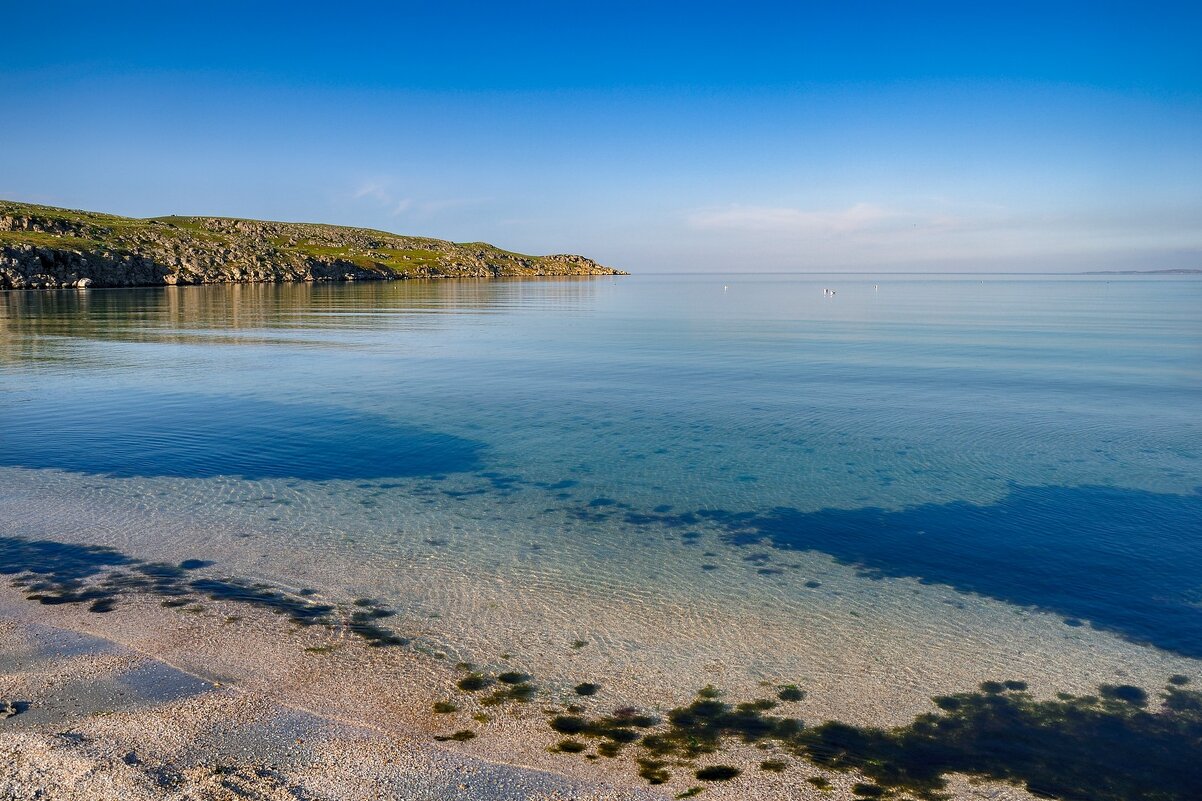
<box><xmin>625</xmin><ymin>485</ymin><xmax>1202</xmax><ymax>658</ymax></box>
<box><xmin>0</xmin><ymin>390</ymin><xmax>483</xmax><ymax>481</ymax></box>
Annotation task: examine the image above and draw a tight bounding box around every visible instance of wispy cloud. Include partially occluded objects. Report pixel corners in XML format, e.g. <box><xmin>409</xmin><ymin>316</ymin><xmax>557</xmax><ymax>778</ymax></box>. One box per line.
<box><xmin>671</xmin><ymin>196</ymin><xmax>1202</xmax><ymax>270</ymax></box>
<box><xmin>685</xmin><ymin>202</ymin><xmax>987</xmax><ymax>238</ymax></box>
<box><xmin>351</xmin><ymin>181</ymin><xmax>390</xmax><ymax>203</ymax></box>
<box><xmin>351</xmin><ymin>180</ymin><xmax>416</xmax><ymax>217</ymax></box>
<box><xmin>348</xmin><ymin>179</ymin><xmax>483</xmax><ymax>219</ymax></box>
<box><xmin>688</xmin><ymin>202</ymin><xmax>901</xmax><ymax>234</ymax></box>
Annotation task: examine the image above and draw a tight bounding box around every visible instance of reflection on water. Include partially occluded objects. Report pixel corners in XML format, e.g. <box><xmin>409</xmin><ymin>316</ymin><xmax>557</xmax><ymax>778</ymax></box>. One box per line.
<box><xmin>0</xmin><ymin>278</ymin><xmax>613</xmax><ymax>359</ymax></box>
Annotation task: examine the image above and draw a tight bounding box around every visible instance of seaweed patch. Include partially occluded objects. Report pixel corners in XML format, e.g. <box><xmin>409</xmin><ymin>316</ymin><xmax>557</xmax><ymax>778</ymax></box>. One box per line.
<box><xmin>0</xmin><ymin>534</ymin><xmax>409</xmax><ymax>647</ymax></box>
<box><xmin>544</xmin><ymin>679</ymin><xmax>1202</xmax><ymax>800</ymax></box>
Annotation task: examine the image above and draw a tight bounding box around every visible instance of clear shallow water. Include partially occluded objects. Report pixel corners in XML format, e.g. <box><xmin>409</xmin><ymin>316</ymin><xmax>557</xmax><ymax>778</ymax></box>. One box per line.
<box><xmin>1</xmin><ymin>275</ymin><xmax>1200</xmax><ymax>683</ymax></box>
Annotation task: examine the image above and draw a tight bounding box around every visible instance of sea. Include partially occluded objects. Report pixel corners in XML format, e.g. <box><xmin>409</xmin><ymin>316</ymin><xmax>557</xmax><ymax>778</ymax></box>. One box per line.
<box><xmin>1</xmin><ymin>273</ymin><xmax>1200</xmax><ymax>758</ymax></box>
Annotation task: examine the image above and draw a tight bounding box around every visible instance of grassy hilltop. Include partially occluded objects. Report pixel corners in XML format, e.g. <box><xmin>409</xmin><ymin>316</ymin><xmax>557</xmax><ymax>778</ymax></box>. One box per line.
<box><xmin>0</xmin><ymin>200</ymin><xmax>624</xmax><ymax>289</ymax></box>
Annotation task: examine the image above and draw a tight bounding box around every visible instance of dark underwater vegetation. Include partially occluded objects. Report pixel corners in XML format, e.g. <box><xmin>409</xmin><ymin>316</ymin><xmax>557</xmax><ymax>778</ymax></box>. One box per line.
<box><xmin>621</xmin><ymin>484</ymin><xmax>1202</xmax><ymax>658</ymax></box>
<box><xmin>0</xmin><ymin>534</ymin><xmax>407</xmax><ymax>646</ymax></box>
<box><xmin>0</xmin><ymin>389</ymin><xmax>483</xmax><ymax>480</ymax></box>
<box><xmin>546</xmin><ymin>681</ymin><xmax>1202</xmax><ymax>800</ymax></box>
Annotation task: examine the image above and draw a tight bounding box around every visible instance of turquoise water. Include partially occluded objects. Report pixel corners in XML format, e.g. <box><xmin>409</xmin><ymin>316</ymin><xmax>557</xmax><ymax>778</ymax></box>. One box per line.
<box><xmin>1</xmin><ymin>274</ymin><xmax>1200</xmax><ymax>677</ymax></box>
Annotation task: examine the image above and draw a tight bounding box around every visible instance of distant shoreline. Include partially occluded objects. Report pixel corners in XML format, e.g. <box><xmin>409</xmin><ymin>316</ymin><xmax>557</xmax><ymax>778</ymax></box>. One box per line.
<box><xmin>1079</xmin><ymin>269</ymin><xmax>1202</xmax><ymax>275</ymax></box>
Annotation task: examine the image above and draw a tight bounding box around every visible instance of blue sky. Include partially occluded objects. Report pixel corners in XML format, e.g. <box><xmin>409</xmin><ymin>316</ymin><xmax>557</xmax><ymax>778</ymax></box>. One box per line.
<box><xmin>2</xmin><ymin>1</ymin><xmax>1199</xmax><ymax>272</ymax></box>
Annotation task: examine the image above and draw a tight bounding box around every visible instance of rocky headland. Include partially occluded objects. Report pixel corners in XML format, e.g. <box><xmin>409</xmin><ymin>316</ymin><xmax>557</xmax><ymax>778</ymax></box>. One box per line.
<box><xmin>0</xmin><ymin>200</ymin><xmax>625</xmax><ymax>290</ymax></box>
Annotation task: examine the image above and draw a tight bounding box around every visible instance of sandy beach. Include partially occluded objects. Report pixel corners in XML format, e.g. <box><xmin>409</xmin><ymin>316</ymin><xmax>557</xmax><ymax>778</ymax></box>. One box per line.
<box><xmin>2</xmin><ymin>595</ymin><xmax>906</xmax><ymax>801</ymax></box>
<box><xmin>0</xmin><ymin>607</ymin><xmax>666</xmax><ymax>801</ymax></box>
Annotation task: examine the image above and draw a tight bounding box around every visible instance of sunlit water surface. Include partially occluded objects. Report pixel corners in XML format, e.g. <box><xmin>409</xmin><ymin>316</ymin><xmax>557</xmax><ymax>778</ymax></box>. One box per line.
<box><xmin>2</xmin><ymin>274</ymin><xmax>1200</xmax><ymax>720</ymax></box>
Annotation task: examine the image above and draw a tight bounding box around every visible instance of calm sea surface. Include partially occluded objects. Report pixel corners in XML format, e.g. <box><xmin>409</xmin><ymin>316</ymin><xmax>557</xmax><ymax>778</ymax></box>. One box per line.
<box><xmin>2</xmin><ymin>274</ymin><xmax>1200</xmax><ymax>704</ymax></box>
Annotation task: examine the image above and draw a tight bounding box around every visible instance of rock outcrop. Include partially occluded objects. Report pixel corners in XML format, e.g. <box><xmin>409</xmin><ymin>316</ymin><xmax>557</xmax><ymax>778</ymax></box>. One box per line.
<box><xmin>0</xmin><ymin>201</ymin><xmax>625</xmax><ymax>290</ymax></box>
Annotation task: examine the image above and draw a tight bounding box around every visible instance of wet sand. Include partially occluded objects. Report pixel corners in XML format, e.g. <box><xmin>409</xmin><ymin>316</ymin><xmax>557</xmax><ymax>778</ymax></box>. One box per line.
<box><xmin>0</xmin><ymin>611</ymin><xmax>662</xmax><ymax>801</ymax></box>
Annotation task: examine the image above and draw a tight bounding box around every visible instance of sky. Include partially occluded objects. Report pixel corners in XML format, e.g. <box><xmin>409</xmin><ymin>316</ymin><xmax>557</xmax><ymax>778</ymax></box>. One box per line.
<box><xmin>2</xmin><ymin>1</ymin><xmax>1200</xmax><ymax>273</ymax></box>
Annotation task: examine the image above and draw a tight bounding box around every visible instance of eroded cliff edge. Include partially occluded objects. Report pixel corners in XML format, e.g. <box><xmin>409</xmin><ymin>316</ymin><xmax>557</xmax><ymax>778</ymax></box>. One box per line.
<box><xmin>0</xmin><ymin>200</ymin><xmax>625</xmax><ymax>289</ymax></box>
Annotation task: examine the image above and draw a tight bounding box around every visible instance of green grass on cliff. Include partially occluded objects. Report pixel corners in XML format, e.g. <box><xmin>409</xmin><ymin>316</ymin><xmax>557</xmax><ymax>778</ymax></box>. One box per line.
<box><xmin>278</xmin><ymin>241</ymin><xmax>446</xmax><ymax>275</ymax></box>
<box><xmin>0</xmin><ymin>200</ymin><xmax>622</xmax><ymax>279</ymax></box>
<box><xmin>0</xmin><ymin>230</ymin><xmax>101</xmax><ymax>250</ymax></box>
